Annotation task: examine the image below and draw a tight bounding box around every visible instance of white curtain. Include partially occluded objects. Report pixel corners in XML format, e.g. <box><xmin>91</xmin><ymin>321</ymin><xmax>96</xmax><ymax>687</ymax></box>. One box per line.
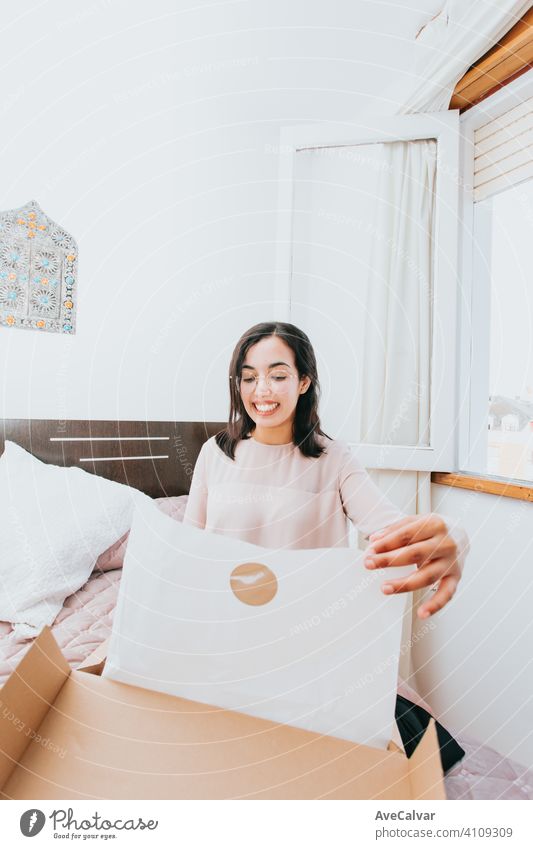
<box><xmin>363</xmin><ymin>0</ymin><xmax>531</xmax><ymax>682</ymax></box>
<box><xmin>360</xmin><ymin>139</ymin><xmax>435</xmax><ymax>450</ymax></box>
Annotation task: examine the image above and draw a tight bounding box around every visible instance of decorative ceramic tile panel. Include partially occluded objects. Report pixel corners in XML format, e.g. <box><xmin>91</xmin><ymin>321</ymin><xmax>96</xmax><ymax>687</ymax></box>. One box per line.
<box><xmin>0</xmin><ymin>200</ymin><xmax>77</xmax><ymax>334</ymax></box>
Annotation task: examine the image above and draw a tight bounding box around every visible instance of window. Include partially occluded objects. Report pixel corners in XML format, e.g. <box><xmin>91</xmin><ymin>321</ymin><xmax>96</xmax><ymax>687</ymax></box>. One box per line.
<box><xmin>275</xmin><ymin>113</ymin><xmax>461</xmax><ymax>472</ymax></box>
<box><xmin>459</xmin><ymin>70</ymin><xmax>533</xmax><ymax>483</ymax></box>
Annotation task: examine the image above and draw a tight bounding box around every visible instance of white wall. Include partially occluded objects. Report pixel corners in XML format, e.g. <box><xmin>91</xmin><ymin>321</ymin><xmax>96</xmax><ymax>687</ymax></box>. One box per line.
<box><xmin>416</xmin><ymin>483</ymin><xmax>533</xmax><ymax>770</ymax></box>
<box><xmin>0</xmin><ymin>0</ymin><xmax>435</xmax><ymax>421</ymax></box>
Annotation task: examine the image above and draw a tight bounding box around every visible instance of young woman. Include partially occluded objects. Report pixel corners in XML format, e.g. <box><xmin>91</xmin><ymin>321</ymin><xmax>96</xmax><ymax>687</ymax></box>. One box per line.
<box><xmin>183</xmin><ymin>321</ymin><xmax>469</xmax><ymax>620</ymax></box>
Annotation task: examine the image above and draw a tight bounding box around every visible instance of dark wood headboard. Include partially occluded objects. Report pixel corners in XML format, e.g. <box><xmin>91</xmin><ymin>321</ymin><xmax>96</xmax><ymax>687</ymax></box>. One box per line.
<box><xmin>0</xmin><ymin>420</ymin><xmax>225</xmax><ymax>498</ymax></box>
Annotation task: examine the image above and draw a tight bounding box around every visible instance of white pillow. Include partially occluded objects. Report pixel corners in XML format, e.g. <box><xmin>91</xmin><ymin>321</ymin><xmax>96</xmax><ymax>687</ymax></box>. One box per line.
<box><xmin>0</xmin><ymin>440</ymin><xmax>149</xmax><ymax>638</ymax></box>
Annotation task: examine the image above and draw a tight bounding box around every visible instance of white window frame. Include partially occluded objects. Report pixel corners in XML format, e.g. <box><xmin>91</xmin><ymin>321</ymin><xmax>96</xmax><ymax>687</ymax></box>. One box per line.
<box><xmin>274</xmin><ymin>112</ymin><xmax>461</xmax><ymax>471</ymax></box>
<box><xmin>458</xmin><ymin>71</ymin><xmax>533</xmax><ymax>476</ymax></box>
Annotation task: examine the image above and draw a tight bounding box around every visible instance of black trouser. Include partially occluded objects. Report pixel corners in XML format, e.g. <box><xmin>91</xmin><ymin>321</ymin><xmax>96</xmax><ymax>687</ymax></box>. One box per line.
<box><xmin>395</xmin><ymin>695</ymin><xmax>465</xmax><ymax>774</ymax></box>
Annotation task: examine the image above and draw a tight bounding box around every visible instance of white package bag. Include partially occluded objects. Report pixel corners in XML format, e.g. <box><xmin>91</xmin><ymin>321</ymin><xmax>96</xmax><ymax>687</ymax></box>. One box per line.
<box><xmin>103</xmin><ymin>499</ymin><xmax>415</xmax><ymax>749</ymax></box>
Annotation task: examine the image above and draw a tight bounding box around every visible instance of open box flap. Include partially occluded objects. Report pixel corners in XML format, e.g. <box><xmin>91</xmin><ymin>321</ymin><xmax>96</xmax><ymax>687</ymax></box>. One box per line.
<box><xmin>0</xmin><ymin>627</ymin><xmax>70</xmax><ymax>792</ymax></box>
<box><xmin>83</xmin><ymin>640</ymin><xmax>408</xmax><ymax>755</ymax></box>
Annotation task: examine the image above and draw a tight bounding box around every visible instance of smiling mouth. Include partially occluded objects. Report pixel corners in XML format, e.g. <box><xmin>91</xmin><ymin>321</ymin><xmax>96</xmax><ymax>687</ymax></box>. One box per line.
<box><xmin>252</xmin><ymin>402</ymin><xmax>280</xmax><ymax>415</ymax></box>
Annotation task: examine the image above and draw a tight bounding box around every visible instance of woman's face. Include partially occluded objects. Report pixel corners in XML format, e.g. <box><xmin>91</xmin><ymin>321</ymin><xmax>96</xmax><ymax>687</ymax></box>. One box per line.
<box><xmin>239</xmin><ymin>336</ymin><xmax>310</xmax><ymax>437</ymax></box>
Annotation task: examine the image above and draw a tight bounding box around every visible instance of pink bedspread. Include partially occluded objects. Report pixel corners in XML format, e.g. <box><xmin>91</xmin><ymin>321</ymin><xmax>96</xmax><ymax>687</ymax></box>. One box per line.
<box><xmin>1</xmin><ymin>534</ymin><xmax>531</xmax><ymax>800</ymax></box>
<box><xmin>0</xmin><ymin>568</ymin><xmax>120</xmax><ymax>684</ymax></box>
<box><xmin>445</xmin><ymin>734</ymin><xmax>533</xmax><ymax>800</ymax></box>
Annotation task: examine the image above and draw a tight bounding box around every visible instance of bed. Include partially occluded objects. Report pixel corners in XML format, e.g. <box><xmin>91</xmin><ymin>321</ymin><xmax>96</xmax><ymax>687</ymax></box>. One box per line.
<box><xmin>0</xmin><ymin>417</ymin><xmax>217</xmax><ymax>679</ymax></box>
<box><xmin>1</xmin><ymin>417</ymin><xmax>531</xmax><ymax>800</ymax></box>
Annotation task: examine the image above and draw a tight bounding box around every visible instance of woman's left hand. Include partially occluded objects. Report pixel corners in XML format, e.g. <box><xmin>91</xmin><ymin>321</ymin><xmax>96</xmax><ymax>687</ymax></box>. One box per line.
<box><xmin>364</xmin><ymin>513</ymin><xmax>461</xmax><ymax>619</ymax></box>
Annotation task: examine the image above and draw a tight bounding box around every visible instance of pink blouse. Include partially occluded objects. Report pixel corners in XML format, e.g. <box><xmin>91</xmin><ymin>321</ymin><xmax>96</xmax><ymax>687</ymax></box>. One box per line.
<box><xmin>183</xmin><ymin>435</ymin><xmax>469</xmax><ymax>566</ymax></box>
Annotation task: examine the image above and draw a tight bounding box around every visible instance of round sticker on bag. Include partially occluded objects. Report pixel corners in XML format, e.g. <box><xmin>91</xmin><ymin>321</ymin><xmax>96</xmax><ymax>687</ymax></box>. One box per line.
<box><xmin>230</xmin><ymin>562</ymin><xmax>278</xmax><ymax>606</ymax></box>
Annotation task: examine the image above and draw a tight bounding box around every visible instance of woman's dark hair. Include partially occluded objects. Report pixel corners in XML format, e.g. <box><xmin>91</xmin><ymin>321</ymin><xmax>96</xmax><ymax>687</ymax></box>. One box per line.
<box><xmin>215</xmin><ymin>321</ymin><xmax>330</xmax><ymax>460</ymax></box>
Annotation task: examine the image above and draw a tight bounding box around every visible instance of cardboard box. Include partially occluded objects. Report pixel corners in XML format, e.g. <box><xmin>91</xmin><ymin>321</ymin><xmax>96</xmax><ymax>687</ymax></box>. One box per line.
<box><xmin>0</xmin><ymin>628</ymin><xmax>446</xmax><ymax>800</ymax></box>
